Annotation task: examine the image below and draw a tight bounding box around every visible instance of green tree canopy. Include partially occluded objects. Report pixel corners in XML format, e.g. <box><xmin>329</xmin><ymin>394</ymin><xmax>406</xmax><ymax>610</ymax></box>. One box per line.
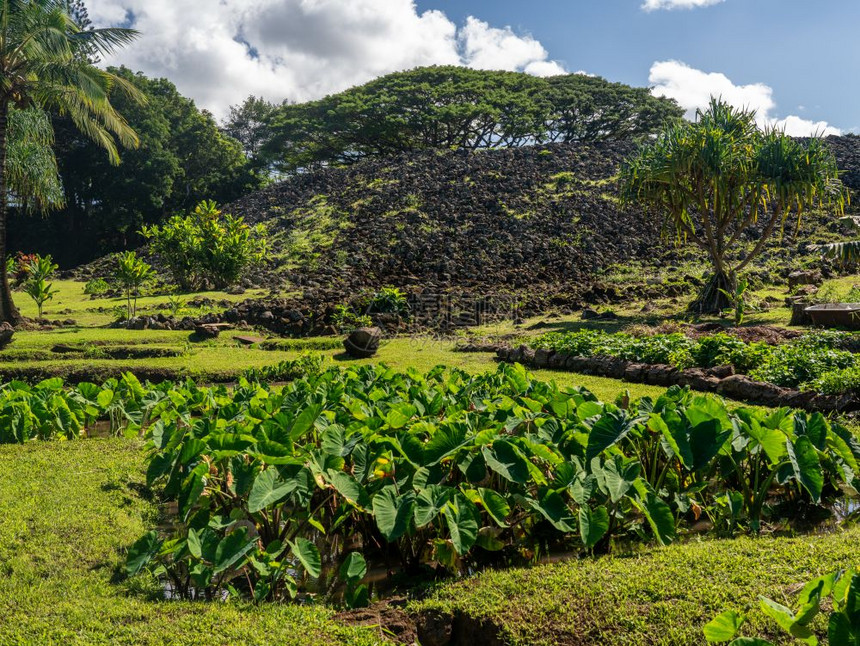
<box><xmin>0</xmin><ymin>0</ymin><xmax>141</xmax><ymax>324</ymax></box>
<box><xmin>621</xmin><ymin>98</ymin><xmax>846</xmax><ymax>313</ymax></box>
<box><xmin>10</xmin><ymin>67</ymin><xmax>258</xmax><ymax>265</ymax></box>
<box><xmin>260</xmin><ymin>66</ymin><xmax>683</xmax><ymax>173</ymax></box>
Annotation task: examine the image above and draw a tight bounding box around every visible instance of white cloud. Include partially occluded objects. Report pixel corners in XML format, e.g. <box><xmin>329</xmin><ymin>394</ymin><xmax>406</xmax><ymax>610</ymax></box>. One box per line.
<box><xmin>86</xmin><ymin>0</ymin><xmax>567</xmax><ymax>118</ymax></box>
<box><xmin>642</xmin><ymin>0</ymin><xmax>724</xmax><ymax>11</ymax></box>
<box><xmin>649</xmin><ymin>60</ymin><xmax>841</xmax><ymax>136</ymax></box>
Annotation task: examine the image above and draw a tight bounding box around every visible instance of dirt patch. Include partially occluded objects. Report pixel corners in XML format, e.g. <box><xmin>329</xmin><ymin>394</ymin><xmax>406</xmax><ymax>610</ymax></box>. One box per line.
<box><xmin>686</xmin><ymin>324</ymin><xmax>803</xmax><ymax>345</ymax></box>
<box><xmin>336</xmin><ymin>598</ymin><xmax>419</xmax><ymax>645</ymax></box>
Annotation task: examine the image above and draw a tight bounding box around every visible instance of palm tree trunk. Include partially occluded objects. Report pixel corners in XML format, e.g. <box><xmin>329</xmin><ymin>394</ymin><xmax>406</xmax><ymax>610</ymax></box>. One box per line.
<box><xmin>0</xmin><ymin>100</ymin><xmax>22</xmax><ymax>326</ymax></box>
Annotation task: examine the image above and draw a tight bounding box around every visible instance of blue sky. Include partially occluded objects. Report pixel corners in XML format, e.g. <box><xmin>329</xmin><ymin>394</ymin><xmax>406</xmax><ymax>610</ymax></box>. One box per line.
<box><xmin>417</xmin><ymin>0</ymin><xmax>858</xmax><ymax>132</ymax></box>
<box><xmin>90</xmin><ymin>0</ymin><xmax>857</xmax><ymax>132</ymax></box>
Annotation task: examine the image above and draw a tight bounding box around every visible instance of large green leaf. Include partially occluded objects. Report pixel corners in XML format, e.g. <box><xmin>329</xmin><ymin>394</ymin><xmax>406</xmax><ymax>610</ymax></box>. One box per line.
<box><xmin>787</xmin><ymin>436</ymin><xmax>824</xmax><ymax>503</ymax></box>
<box><xmin>689</xmin><ymin>419</ymin><xmax>732</xmax><ymax>471</ymax></box>
<box><xmin>743</xmin><ymin>415</ymin><xmax>787</xmax><ymax>465</ymax></box>
<box><xmin>585</xmin><ymin>410</ymin><xmax>636</xmax><ymax>463</ymax></box>
<box><xmin>759</xmin><ymin>597</ymin><xmax>816</xmax><ymax>644</ymax></box>
<box><xmin>289</xmin><ymin>403</ymin><xmax>322</xmax><ymax>440</ymax></box>
<box><xmin>178</xmin><ymin>463</ymin><xmax>208</xmax><ymax>520</ymax></box>
<box><xmin>477</xmin><ymin>488</ymin><xmax>510</xmax><ymax>528</ymax></box>
<box><xmin>652</xmin><ymin>413</ymin><xmax>693</xmax><ymax>469</ymax></box>
<box><xmin>213</xmin><ymin>528</ymin><xmax>255</xmax><ymax>574</ymax></box>
<box><xmin>386</xmin><ymin>404</ymin><xmax>416</xmax><ymax>429</ymax></box>
<box><xmin>424</xmin><ymin>426</ymin><xmax>467</xmax><ymax>464</ymax></box>
<box><xmin>339</xmin><ymin>552</ymin><xmax>367</xmax><ymax>583</ymax></box>
<box><xmin>248</xmin><ymin>468</ymin><xmax>298</xmax><ymax>513</ymax></box>
<box><xmin>599</xmin><ymin>457</ymin><xmax>641</xmax><ymax>504</ymax></box>
<box><xmin>372</xmin><ymin>487</ymin><xmax>415</xmax><ymax>542</ymax></box>
<box><xmin>579</xmin><ymin>505</ymin><xmax>609</xmax><ymax>549</ymax></box>
<box><xmin>290</xmin><ymin>537</ymin><xmax>322</xmax><ymax>578</ymax></box>
<box><xmin>414</xmin><ymin>485</ymin><xmax>453</xmax><ymax>527</ymax></box>
<box><xmin>703</xmin><ymin>610</ymin><xmax>744</xmax><ymax>643</ymax></box>
<box><xmin>326</xmin><ymin>470</ymin><xmax>368</xmax><ymax>509</ymax></box>
<box><xmin>483</xmin><ymin>440</ymin><xmax>530</xmax><ymax>484</ymax></box>
<box><xmin>442</xmin><ymin>493</ymin><xmax>479</xmax><ymax>555</ymax></box>
<box><xmin>633</xmin><ymin>481</ymin><xmax>676</xmax><ymax>546</ymax></box>
<box><xmin>125</xmin><ymin>530</ymin><xmax>161</xmax><ymax>576</ymax></box>
<box><xmin>527</xmin><ymin>490</ymin><xmax>576</xmax><ymax>532</ymax></box>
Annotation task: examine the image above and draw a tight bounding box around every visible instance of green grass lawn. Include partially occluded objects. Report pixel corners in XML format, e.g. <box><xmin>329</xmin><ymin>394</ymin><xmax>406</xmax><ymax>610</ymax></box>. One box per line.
<box><xmin>412</xmin><ymin>527</ymin><xmax>860</xmax><ymax>646</ymax></box>
<box><xmin>15</xmin><ymin>280</ymin><xmax>270</xmax><ymax>327</ymax></box>
<box><xmin>0</xmin><ymin>440</ymin><xmax>391</xmax><ymax>646</ymax></box>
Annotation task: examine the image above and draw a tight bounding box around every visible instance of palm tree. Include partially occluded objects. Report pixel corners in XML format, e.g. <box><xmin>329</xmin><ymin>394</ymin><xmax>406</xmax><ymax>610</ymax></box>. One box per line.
<box><xmin>0</xmin><ymin>0</ymin><xmax>141</xmax><ymax>324</ymax></box>
<box><xmin>621</xmin><ymin>98</ymin><xmax>845</xmax><ymax>314</ymax></box>
<box><xmin>816</xmin><ymin>216</ymin><xmax>860</xmax><ymax>264</ymax></box>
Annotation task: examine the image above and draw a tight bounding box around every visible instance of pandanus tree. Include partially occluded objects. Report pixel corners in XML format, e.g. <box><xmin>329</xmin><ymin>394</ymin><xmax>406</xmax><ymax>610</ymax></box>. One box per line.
<box><xmin>621</xmin><ymin>98</ymin><xmax>845</xmax><ymax>314</ymax></box>
<box><xmin>0</xmin><ymin>0</ymin><xmax>140</xmax><ymax>324</ymax></box>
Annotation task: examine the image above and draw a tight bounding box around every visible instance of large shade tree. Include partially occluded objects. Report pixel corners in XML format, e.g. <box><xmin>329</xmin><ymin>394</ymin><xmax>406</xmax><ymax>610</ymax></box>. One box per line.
<box><xmin>622</xmin><ymin>98</ymin><xmax>846</xmax><ymax>313</ymax></box>
<box><xmin>0</xmin><ymin>0</ymin><xmax>139</xmax><ymax>324</ymax></box>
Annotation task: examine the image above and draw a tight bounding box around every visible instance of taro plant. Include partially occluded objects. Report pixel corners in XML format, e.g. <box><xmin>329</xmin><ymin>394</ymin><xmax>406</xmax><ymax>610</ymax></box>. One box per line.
<box><xmin>705</xmin><ymin>567</ymin><xmax>860</xmax><ymax>645</ymax></box>
<box><xmin>114</xmin><ymin>251</ymin><xmax>153</xmax><ymax>320</ymax></box>
<box><xmin>124</xmin><ymin>363</ymin><xmax>859</xmax><ymax>604</ymax></box>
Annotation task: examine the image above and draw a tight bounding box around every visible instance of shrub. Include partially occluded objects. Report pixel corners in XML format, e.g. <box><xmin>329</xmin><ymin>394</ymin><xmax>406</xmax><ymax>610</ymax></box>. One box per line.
<box><xmin>83</xmin><ymin>278</ymin><xmax>110</xmax><ymax>296</ymax></box>
<box><xmin>332</xmin><ymin>304</ymin><xmax>372</xmax><ymax>333</ymax></box>
<box><xmin>368</xmin><ymin>286</ymin><xmax>408</xmax><ymax>315</ymax></box>
<box><xmin>141</xmin><ymin>200</ymin><xmax>267</xmax><ymax>291</ymax></box>
<box><xmin>22</xmin><ymin>254</ymin><xmax>59</xmax><ymax>318</ymax></box>
<box><xmin>241</xmin><ymin>353</ymin><xmax>325</xmax><ymax>382</ymax></box>
<box><xmin>750</xmin><ymin>333</ymin><xmax>855</xmax><ymax>388</ymax></box>
<box><xmin>534</xmin><ymin>330</ymin><xmax>860</xmax><ymax>392</ymax></box>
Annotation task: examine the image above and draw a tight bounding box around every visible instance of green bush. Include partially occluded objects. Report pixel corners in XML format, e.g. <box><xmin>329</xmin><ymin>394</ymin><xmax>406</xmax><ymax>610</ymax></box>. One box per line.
<box><xmin>241</xmin><ymin>353</ymin><xmax>325</xmax><ymax>382</ymax></box>
<box><xmin>141</xmin><ymin>200</ymin><xmax>266</xmax><ymax>291</ymax></box>
<box><xmin>750</xmin><ymin>333</ymin><xmax>855</xmax><ymax>388</ymax></box>
<box><xmin>534</xmin><ymin>330</ymin><xmax>860</xmax><ymax>392</ymax></box>
<box><xmin>83</xmin><ymin>278</ymin><xmax>110</xmax><ymax>296</ymax></box>
<box><xmin>332</xmin><ymin>304</ymin><xmax>372</xmax><ymax>333</ymax></box>
<box><xmin>368</xmin><ymin>286</ymin><xmax>408</xmax><ymax>315</ymax></box>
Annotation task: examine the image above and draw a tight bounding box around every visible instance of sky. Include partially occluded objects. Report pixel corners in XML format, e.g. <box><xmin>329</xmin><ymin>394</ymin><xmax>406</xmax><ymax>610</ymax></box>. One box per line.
<box><xmin>86</xmin><ymin>0</ymin><xmax>859</xmax><ymax>134</ymax></box>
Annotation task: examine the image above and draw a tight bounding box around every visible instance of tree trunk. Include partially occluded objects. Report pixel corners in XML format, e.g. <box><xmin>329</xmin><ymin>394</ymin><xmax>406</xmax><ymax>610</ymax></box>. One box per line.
<box><xmin>0</xmin><ymin>100</ymin><xmax>22</xmax><ymax>326</ymax></box>
<box><xmin>688</xmin><ymin>268</ymin><xmax>735</xmax><ymax>315</ymax></box>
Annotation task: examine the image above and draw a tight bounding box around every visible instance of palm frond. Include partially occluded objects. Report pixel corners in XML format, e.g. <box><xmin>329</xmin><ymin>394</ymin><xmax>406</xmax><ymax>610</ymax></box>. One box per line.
<box><xmin>816</xmin><ymin>240</ymin><xmax>860</xmax><ymax>263</ymax></box>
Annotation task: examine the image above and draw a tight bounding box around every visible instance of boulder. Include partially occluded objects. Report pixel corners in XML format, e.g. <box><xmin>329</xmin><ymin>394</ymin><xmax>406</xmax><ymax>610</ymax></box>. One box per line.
<box><xmin>343</xmin><ymin>327</ymin><xmax>383</xmax><ymax>358</ymax></box>
<box><xmin>194</xmin><ymin>324</ymin><xmax>220</xmax><ymax>340</ymax></box>
<box><xmin>717</xmin><ymin>374</ymin><xmax>788</xmax><ymax>406</ymax></box>
<box><xmin>788</xmin><ymin>270</ymin><xmax>822</xmax><ymax>290</ymax></box>
<box><xmin>0</xmin><ymin>322</ymin><xmax>13</xmax><ymax>348</ymax></box>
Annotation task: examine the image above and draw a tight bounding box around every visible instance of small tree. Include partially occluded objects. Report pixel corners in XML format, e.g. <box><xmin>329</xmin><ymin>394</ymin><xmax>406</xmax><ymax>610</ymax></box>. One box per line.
<box><xmin>622</xmin><ymin>98</ymin><xmax>845</xmax><ymax>314</ymax></box>
<box><xmin>22</xmin><ymin>254</ymin><xmax>58</xmax><ymax>318</ymax></box>
<box><xmin>115</xmin><ymin>251</ymin><xmax>153</xmax><ymax>320</ymax></box>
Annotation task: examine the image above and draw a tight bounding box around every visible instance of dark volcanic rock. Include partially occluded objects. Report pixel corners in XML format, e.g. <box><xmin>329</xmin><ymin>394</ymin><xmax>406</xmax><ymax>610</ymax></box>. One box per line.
<box><xmin>194</xmin><ymin>324</ymin><xmax>220</xmax><ymax>340</ymax></box>
<box><xmin>344</xmin><ymin>327</ymin><xmax>383</xmax><ymax>358</ymax></box>
<box><xmin>0</xmin><ymin>322</ymin><xmax>13</xmax><ymax>348</ymax></box>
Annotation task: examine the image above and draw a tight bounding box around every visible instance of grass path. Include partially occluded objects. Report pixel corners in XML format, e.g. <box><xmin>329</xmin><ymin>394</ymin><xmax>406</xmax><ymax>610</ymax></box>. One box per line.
<box><xmin>0</xmin><ymin>440</ymin><xmax>391</xmax><ymax>646</ymax></box>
